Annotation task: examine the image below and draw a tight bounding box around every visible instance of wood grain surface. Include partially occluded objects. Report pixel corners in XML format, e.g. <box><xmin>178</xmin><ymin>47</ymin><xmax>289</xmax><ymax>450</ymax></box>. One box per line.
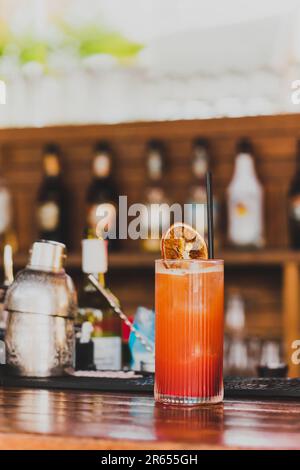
<box><xmin>0</xmin><ymin>387</ymin><xmax>299</xmax><ymax>450</ymax></box>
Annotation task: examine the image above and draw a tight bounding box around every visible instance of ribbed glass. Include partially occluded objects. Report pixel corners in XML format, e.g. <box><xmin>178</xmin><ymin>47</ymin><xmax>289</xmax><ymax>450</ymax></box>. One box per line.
<box><xmin>155</xmin><ymin>259</ymin><xmax>224</xmax><ymax>406</ymax></box>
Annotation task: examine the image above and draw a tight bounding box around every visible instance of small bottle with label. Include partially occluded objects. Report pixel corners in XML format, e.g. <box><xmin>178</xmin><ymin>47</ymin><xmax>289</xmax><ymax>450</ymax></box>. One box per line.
<box><xmin>86</xmin><ymin>142</ymin><xmax>118</xmax><ymax>250</ymax></box>
<box><xmin>77</xmin><ymin>238</ymin><xmax>122</xmax><ymax>371</ymax></box>
<box><xmin>37</xmin><ymin>144</ymin><xmax>67</xmax><ymax>244</ymax></box>
<box><xmin>227</xmin><ymin>138</ymin><xmax>265</xmax><ymax>249</ymax></box>
<box><xmin>288</xmin><ymin>140</ymin><xmax>300</xmax><ymax>249</ymax></box>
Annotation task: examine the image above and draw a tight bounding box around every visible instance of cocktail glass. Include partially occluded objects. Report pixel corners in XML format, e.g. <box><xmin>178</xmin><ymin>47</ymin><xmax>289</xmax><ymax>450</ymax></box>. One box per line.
<box><xmin>155</xmin><ymin>259</ymin><xmax>224</xmax><ymax>405</ymax></box>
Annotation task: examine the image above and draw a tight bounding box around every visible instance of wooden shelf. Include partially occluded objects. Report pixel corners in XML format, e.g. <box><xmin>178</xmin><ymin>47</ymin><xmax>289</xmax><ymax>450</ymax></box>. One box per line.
<box><xmin>112</xmin><ymin>249</ymin><xmax>300</xmax><ymax>268</ymax></box>
<box><xmin>222</xmin><ymin>249</ymin><xmax>300</xmax><ymax>266</ymax></box>
<box><xmin>8</xmin><ymin>249</ymin><xmax>300</xmax><ymax>270</ymax></box>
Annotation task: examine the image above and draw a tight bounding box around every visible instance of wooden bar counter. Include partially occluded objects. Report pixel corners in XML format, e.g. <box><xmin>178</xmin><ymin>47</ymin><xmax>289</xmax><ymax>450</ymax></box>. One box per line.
<box><xmin>0</xmin><ymin>387</ymin><xmax>300</xmax><ymax>450</ymax></box>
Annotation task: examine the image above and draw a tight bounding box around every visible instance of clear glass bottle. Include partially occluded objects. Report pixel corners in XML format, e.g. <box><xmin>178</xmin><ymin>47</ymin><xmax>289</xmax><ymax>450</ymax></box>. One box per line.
<box><xmin>224</xmin><ymin>292</ymin><xmax>249</xmax><ymax>376</ymax></box>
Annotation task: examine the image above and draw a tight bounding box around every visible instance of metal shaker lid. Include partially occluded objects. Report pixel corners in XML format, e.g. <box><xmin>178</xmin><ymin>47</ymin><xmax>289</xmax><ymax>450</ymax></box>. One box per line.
<box><xmin>4</xmin><ymin>240</ymin><xmax>77</xmax><ymax>318</ymax></box>
<box><xmin>28</xmin><ymin>240</ymin><xmax>66</xmax><ymax>272</ymax></box>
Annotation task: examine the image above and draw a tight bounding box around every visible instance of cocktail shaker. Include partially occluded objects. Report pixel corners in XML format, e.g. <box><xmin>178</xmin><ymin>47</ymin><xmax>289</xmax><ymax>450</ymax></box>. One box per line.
<box><xmin>5</xmin><ymin>240</ymin><xmax>77</xmax><ymax>377</ymax></box>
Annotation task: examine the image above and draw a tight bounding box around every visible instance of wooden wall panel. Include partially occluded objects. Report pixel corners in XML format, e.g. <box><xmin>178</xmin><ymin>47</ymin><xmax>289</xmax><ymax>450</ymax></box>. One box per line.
<box><xmin>1</xmin><ymin>114</ymin><xmax>300</xmax><ymax>352</ymax></box>
<box><xmin>0</xmin><ymin>114</ymin><xmax>299</xmax><ymax>253</ymax></box>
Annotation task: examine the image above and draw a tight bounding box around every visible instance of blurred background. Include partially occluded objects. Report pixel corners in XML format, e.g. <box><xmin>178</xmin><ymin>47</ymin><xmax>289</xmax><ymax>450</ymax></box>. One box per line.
<box><xmin>1</xmin><ymin>0</ymin><xmax>300</xmax><ymax>125</ymax></box>
<box><xmin>1</xmin><ymin>0</ymin><xmax>300</xmax><ymax>376</ymax></box>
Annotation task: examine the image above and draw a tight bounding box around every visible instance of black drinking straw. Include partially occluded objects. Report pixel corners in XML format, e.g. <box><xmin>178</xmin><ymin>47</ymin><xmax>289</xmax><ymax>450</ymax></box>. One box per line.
<box><xmin>206</xmin><ymin>171</ymin><xmax>214</xmax><ymax>259</ymax></box>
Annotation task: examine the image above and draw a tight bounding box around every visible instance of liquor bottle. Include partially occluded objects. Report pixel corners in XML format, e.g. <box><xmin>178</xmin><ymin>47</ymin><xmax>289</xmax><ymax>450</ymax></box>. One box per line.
<box><xmin>141</xmin><ymin>140</ymin><xmax>169</xmax><ymax>252</ymax></box>
<box><xmin>288</xmin><ymin>141</ymin><xmax>300</xmax><ymax>249</ymax></box>
<box><xmin>227</xmin><ymin>138</ymin><xmax>264</xmax><ymax>248</ymax></box>
<box><xmin>0</xmin><ymin>166</ymin><xmax>17</xmax><ymax>253</ymax></box>
<box><xmin>0</xmin><ymin>245</ymin><xmax>14</xmax><ymax>364</ymax></box>
<box><xmin>77</xmin><ymin>238</ymin><xmax>122</xmax><ymax>370</ymax></box>
<box><xmin>86</xmin><ymin>142</ymin><xmax>118</xmax><ymax>250</ymax></box>
<box><xmin>185</xmin><ymin>138</ymin><xmax>219</xmax><ymax>248</ymax></box>
<box><xmin>257</xmin><ymin>340</ymin><xmax>288</xmax><ymax>378</ymax></box>
<box><xmin>224</xmin><ymin>292</ymin><xmax>248</xmax><ymax>376</ymax></box>
<box><xmin>36</xmin><ymin>144</ymin><xmax>67</xmax><ymax>244</ymax></box>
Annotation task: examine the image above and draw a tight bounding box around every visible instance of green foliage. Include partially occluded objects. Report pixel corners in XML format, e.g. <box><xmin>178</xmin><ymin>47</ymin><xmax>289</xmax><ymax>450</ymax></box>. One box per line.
<box><xmin>18</xmin><ymin>38</ymin><xmax>48</xmax><ymax>65</ymax></box>
<box><xmin>0</xmin><ymin>19</ymin><xmax>143</xmax><ymax>65</ymax></box>
<box><xmin>0</xmin><ymin>20</ymin><xmax>11</xmax><ymax>57</ymax></box>
<box><xmin>59</xmin><ymin>22</ymin><xmax>143</xmax><ymax>59</ymax></box>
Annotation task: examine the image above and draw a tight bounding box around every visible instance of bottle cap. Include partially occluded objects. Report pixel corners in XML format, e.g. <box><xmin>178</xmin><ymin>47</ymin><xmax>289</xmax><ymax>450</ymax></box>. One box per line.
<box><xmin>82</xmin><ymin>238</ymin><xmax>108</xmax><ymax>274</ymax></box>
<box><xmin>193</xmin><ymin>138</ymin><xmax>209</xmax><ymax>150</ymax></box>
<box><xmin>80</xmin><ymin>321</ymin><xmax>94</xmax><ymax>344</ymax></box>
<box><xmin>43</xmin><ymin>144</ymin><xmax>61</xmax><ymax>176</ymax></box>
<box><xmin>93</xmin><ymin>141</ymin><xmax>111</xmax><ymax>178</ymax></box>
<box><xmin>236</xmin><ymin>138</ymin><xmax>253</xmax><ymax>154</ymax></box>
<box><xmin>43</xmin><ymin>143</ymin><xmax>60</xmax><ymax>155</ymax></box>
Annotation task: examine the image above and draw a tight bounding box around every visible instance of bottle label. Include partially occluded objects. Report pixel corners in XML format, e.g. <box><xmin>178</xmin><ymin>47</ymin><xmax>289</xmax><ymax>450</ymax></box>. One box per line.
<box><xmin>37</xmin><ymin>201</ymin><xmax>60</xmax><ymax>231</ymax></box>
<box><xmin>87</xmin><ymin>202</ymin><xmax>117</xmax><ymax>239</ymax></box>
<box><xmin>0</xmin><ymin>188</ymin><xmax>11</xmax><ymax>234</ymax></box>
<box><xmin>193</xmin><ymin>153</ymin><xmax>208</xmax><ymax>178</ymax></box>
<box><xmin>148</xmin><ymin>151</ymin><xmax>162</xmax><ymax>180</ymax></box>
<box><xmin>92</xmin><ymin>337</ymin><xmax>121</xmax><ymax>370</ymax></box>
<box><xmin>228</xmin><ymin>195</ymin><xmax>263</xmax><ymax>246</ymax></box>
<box><xmin>290</xmin><ymin>195</ymin><xmax>300</xmax><ymax>221</ymax></box>
<box><xmin>93</xmin><ymin>154</ymin><xmax>111</xmax><ymax>178</ymax></box>
<box><xmin>44</xmin><ymin>155</ymin><xmax>60</xmax><ymax>177</ymax></box>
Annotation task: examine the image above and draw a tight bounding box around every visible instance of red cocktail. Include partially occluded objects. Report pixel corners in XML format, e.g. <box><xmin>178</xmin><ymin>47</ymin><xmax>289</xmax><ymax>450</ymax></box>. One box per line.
<box><xmin>155</xmin><ymin>259</ymin><xmax>224</xmax><ymax>405</ymax></box>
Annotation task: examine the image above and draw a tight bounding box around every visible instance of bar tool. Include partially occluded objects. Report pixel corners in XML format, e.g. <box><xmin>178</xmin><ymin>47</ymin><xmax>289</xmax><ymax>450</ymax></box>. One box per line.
<box><xmin>5</xmin><ymin>240</ymin><xmax>77</xmax><ymax>377</ymax></box>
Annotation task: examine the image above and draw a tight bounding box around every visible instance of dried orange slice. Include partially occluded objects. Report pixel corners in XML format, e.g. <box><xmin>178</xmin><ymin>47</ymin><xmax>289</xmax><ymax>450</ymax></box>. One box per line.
<box><xmin>161</xmin><ymin>223</ymin><xmax>208</xmax><ymax>264</ymax></box>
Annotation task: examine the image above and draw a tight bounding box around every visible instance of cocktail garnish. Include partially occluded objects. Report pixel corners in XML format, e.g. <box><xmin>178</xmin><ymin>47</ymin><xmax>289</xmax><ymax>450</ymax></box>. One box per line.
<box><xmin>161</xmin><ymin>223</ymin><xmax>208</xmax><ymax>266</ymax></box>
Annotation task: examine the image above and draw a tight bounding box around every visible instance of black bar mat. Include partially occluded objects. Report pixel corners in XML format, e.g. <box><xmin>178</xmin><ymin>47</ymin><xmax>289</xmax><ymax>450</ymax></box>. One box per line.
<box><xmin>224</xmin><ymin>377</ymin><xmax>300</xmax><ymax>399</ymax></box>
<box><xmin>0</xmin><ymin>367</ymin><xmax>154</xmax><ymax>393</ymax></box>
<box><xmin>1</xmin><ymin>366</ymin><xmax>300</xmax><ymax>399</ymax></box>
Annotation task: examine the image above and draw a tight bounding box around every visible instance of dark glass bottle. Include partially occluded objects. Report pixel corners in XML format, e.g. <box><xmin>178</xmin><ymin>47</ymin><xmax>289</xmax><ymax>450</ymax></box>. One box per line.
<box><xmin>141</xmin><ymin>140</ymin><xmax>169</xmax><ymax>252</ymax></box>
<box><xmin>186</xmin><ymin>139</ymin><xmax>209</xmax><ymax>237</ymax></box>
<box><xmin>0</xmin><ymin>164</ymin><xmax>17</xmax><ymax>254</ymax></box>
<box><xmin>184</xmin><ymin>139</ymin><xmax>220</xmax><ymax>251</ymax></box>
<box><xmin>0</xmin><ymin>245</ymin><xmax>14</xmax><ymax>364</ymax></box>
<box><xmin>36</xmin><ymin>144</ymin><xmax>67</xmax><ymax>244</ymax></box>
<box><xmin>86</xmin><ymin>142</ymin><xmax>118</xmax><ymax>250</ymax></box>
<box><xmin>77</xmin><ymin>238</ymin><xmax>122</xmax><ymax>370</ymax></box>
<box><xmin>288</xmin><ymin>141</ymin><xmax>300</xmax><ymax>249</ymax></box>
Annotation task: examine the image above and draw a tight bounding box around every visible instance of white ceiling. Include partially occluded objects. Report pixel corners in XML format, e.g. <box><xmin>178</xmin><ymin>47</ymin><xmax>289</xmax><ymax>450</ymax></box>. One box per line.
<box><xmin>98</xmin><ymin>0</ymin><xmax>300</xmax><ymax>42</ymax></box>
<box><xmin>58</xmin><ymin>0</ymin><xmax>300</xmax><ymax>75</ymax></box>
<box><xmin>2</xmin><ymin>0</ymin><xmax>300</xmax><ymax>73</ymax></box>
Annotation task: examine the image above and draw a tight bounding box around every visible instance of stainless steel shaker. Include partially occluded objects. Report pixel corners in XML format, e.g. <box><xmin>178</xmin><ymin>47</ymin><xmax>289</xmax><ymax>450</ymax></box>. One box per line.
<box><xmin>5</xmin><ymin>240</ymin><xmax>77</xmax><ymax>377</ymax></box>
